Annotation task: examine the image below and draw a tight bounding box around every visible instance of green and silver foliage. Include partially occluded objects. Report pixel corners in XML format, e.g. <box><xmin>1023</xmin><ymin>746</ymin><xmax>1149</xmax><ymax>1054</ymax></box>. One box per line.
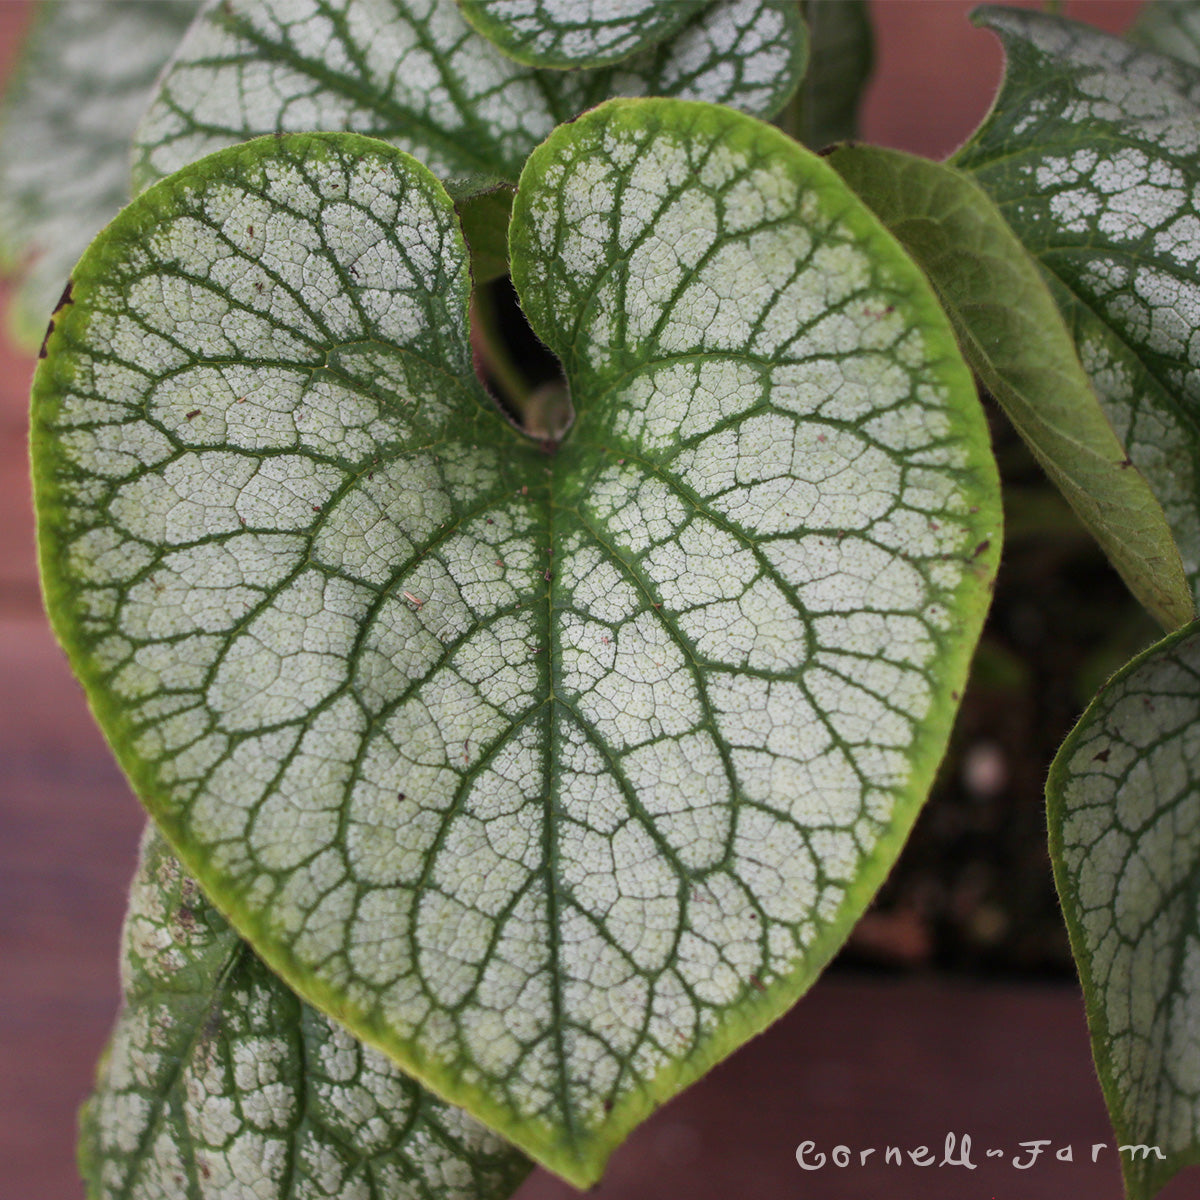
<box><xmin>0</xmin><ymin>0</ymin><xmax>198</xmax><ymax>350</ymax></box>
<box><xmin>455</xmin><ymin>0</ymin><xmax>707</xmax><ymax>69</ymax></box>
<box><xmin>1130</xmin><ymin>0</ymin><xmax>1200</xmax><ymax>68</ymax></box>
<box><xmin>1048</xmin><ymin>621</ymin><xmax>1200</xmax><ymax>1200</ymax></box>
<box><xmin>33</xmin><ymin>102</ymin><xmax>1000</xmax><ymax>1184</ymax></box>
<box><xmin>80</xmin><ymin>825</ymin><xmax>530</xmax><ymax>1200</ymax></box>
<box><xmin>784</xmin><ymin>0</ymin><xmax>873</xmax><ymax>151</ymax></box>
<box><xmin>955</xmin><ymin>7</ymin><xmax>1200</xmax><ymax>605</ymax></box>
<box><xmin>131</xmin><ymin>0</ymin><xmax>806</xmax><ymax>195</ymax></box>
<box><xmin>830</xmin><ymin>144</ymin><xmax>1193</xmax><ymax>632</ymax></box>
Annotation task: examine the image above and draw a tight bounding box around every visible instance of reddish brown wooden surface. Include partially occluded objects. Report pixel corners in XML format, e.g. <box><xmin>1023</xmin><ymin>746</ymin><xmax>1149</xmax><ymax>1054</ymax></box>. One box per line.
<box><xmin>3</xmin><ymin>3</ymin><xmax>1194</xmax><ymax>1199</ymax></box>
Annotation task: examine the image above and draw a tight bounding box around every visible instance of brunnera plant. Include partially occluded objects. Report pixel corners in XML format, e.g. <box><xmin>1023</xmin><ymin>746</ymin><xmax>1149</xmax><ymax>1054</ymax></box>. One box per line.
<box><xmin>5</xmin><ymin>1</ymin><xmax>1200</xmax><ymax>1198</ymax></box>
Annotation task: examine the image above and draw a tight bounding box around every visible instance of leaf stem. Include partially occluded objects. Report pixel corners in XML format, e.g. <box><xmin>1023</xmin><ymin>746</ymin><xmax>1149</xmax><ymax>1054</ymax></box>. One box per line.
<box><xmin>470</xmin><ymin>281</ymin><xmax>537</xmax><ymax>421</ymax></box>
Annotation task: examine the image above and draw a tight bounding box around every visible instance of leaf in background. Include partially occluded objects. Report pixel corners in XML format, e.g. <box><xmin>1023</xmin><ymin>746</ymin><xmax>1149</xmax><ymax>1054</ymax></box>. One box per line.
<box><xmin>34</xmin><ymin>108</ymin><xmax>998</xmax><ymax>1184</ymax></box>
<box><xmin>0</xmin><ymin>0</ymin><xmax>198</xmax><ymax>350</ymax></box>
<box><xmin>1048</xmin><ymin>620</ymin><xmax>1200</xmax><ymax>1200</ymax></box>
<box><xmin>132</xmin><ymin>0</ymin><xmax>807</xmax><ymax>194</ymax></box>
<box><xmin>955</xmin><ymin>7</ymin><xmax>1200</xmax><ymax>604</ymax></box>
<box><xmin>456</xmin><ymin>0</ymin><xmax>708</xmax><ymax>69</ymax></box>
<box><xmin>1130</xmin><ymin>0</ymin><xmax>1200</xmax><ymax>68</ymax></box>
<box><xmin>80</xmin><ymin>825</ymin><xmax>530</xmax><ymax>1200</ymax></box>
<box><xmin>783</xmin><ymin>0</ymin><xmax>873</xmax><ymax>150</ymax></box>
<box><xmin>831</xmin><ymin>143</ymin><xmax>1192</xmax><ymax>631</ymax></box>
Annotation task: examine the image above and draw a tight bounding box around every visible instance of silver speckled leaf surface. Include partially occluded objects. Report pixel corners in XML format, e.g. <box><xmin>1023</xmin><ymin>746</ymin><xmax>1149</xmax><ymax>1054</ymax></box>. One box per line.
<box><xmin>955</xmin><ymin>7</ymin><xmax>1200</xmax><ymax>604</ymax></box>
<box><xmin>132</xmin><ymin>0</ymin><xmax>806</xmax><ymax>194</ymax></box>
<box><xmin>79</xmin><ymin>825</ymin><xmax>531</xmax><ymax>1200</ymax></box>
<box><xmin>455</xmin><ymin>0</ymin><xmax>708</xmax><ymax>69</ymax></box>
<box><xmin>830</xmin><ymin>143</ymin><xmax>1192</xmax><ymax>631</ymax></box>
<box><xmin>0</xmin><ymin>0</ymin><xmax>198</xmax><ymax>350</ymax></box>
<box><xmin>1049</xmin><ymin>621</ymin><xmax>1200</xmax><ymax>1200</ymax></box>
<box><xmin>34</xmin><ymin>106</ymin><xmax>999</xmax><ymax>1185</ymax></box>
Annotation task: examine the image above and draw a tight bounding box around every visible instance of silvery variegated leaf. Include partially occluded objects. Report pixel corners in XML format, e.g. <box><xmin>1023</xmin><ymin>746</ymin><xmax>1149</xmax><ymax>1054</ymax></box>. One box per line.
<box><xmin>132</xmin><ymin>0</ymin><xmax>807</xmax><ymax>194</ymax></box>
<box><xmin>0</xmin><ymin>0</ymin><xmax>198</xmax><ymax>349</ymax></box>
<box><xmin>34</xmin><ymin>103</ymin><xmax>999</xmax><ymax>1184</ymax></box>
<box><xmin>831</xmin><ymin>143</ymin><xmax>1191</xmax><ymax>631</ymax></box>
<box><xmin>455</xmin><ymin>0</ymin><xmax>709</xmax><ymax>69</ymax></box>
<box><xmin>1049</xmin><ymin>620</ymin><xmax>1200</xmax><ymax>1200</ymax></box>
<box><xmin>79</xmin><ymin>825</ymin><xmax>531</xmax><ymax>1200</ymax></box>
<box><xmin>955</xmin><ymin>7</ymin><xmax>1200</xmax><ymax>605</ymax></box>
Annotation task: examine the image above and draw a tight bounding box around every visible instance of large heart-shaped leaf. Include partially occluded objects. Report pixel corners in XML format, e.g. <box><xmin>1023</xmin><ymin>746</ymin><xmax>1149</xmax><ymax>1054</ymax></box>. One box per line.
<box><xmin>132</xmin><ymin>0</ymin><xmax>806</xmax><ymax>194</ymax></box>
<box><xmin>830</xmin><ymin>143</ymin><xmax>1192</xmax><ymax>630</ymax></box>
<box><xmin>456</xmin><ymin>0</ymin><xmax>708</xmax><ymax>69</ymax></box>
<box><xmin>0</xmin><ymin>0</ymin><xmax>197</xmax><ymax>349</ymax></box>
<box><xmin>1048</xmin><ymin>621</ymin><xmax>1200</xmax><ymax>1200</ymax></box>
<box><xmin>34</xmin><ymin>104</ymin><xmax>999</xmax><ymax>1184</ymax></box>
<box><xmin>80</xmin><ymin>825</ymin><xmax>530</xmax><ymax>1200</ymax></box>
<box><xmin>955</xmin><ymin>7</ymin><xmax>1200</xmax><ymax>603</ymax></box>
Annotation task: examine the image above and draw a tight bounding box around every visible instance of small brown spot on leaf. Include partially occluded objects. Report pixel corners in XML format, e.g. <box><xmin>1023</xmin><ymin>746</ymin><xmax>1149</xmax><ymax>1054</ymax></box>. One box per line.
<box><xmin>749</xmin><ymin>974</ymin><xmax>767</xmax><ymax>993</ymax></box>
<box><xmin>972</xmin><ymin>539</ymin><xmax>991</xmax><ymax>559</ymax></box>
<box><xmin>38</xmin><ymin>319</ymin><xmax>54</xmax><ymax>358</ymax></box>
<box><xmin>186</xmin><ymin>409</ymin><xmax>201</xmax><ymax>420</ymax></box>
<box><xmin>1093</xmin><ymin>748</ymin><xmax>1111</xmax><ymax>763</ymax></box>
